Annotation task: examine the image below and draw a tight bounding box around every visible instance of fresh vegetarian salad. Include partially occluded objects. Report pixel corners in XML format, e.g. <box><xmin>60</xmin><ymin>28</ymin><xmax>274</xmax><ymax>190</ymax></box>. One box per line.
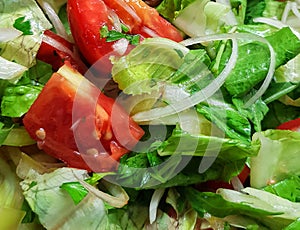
<box><xmin>1</xmin><ymin>0</ymin><xmax>300</xmax><ymax>229</ymax></box>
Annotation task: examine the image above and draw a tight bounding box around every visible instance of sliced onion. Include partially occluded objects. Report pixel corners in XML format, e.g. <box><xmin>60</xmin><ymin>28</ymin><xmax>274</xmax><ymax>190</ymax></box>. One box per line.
<box><xmin>230</xmin><ymin>176</ymin><xmax>244</xmax><ymax>191</ymax></box>
<box><xmin>108</xmin><ymin>9</ymin><xmax>122</xmax><ymax>32</ymax></box>
<box><xmin>291</xmin><ymin>2</ymin><xmax>300</xmax><ymax>21</ymax></box>
<box><xmin>0</xmin><ymin>28</ymin><xmax>22</xmax><ymax>42</ymax></box>
<box><xmin>79</xmin><ymin>180</ymin><xmax>129</xmax><ymax>208</ymax></box>
<box><xmin>112</xmin><ymin>38</ymin><xmax>129</xmax><ymax>56</ymax></box>
<box><xmin>141</xmin><ymin>26</ymin><xmax>160</xmax><ymax>37</ymax></box>
<box><xmin>216</xmin><ymin>0</ymin><xmax>238</xmax><ymax>26</ymax></box>
<box><xmin>149</xmin><ymin>188</ymin><xmax>165</xmax><ymax>224</ymax></box>
<box><xmin>253</xmin><ymin>17</ymin><xmax>300</xmax><ymax>39</ymax></box>
<box><xmin>281</xmin><ymin>2</ymin><xmax>292</xmax><ymax>23</ymax></box>
<box><xmin>42</xmin><ymin>33</ymin><xmax>87</xmax><ymax>70</ymax></box>
<box><xmin>133</xmin><ymin>34</ymin><xmax>239</xmax><ymax>122</ymax></box>
<box><xmin>37</xmin><ymin>0</ymin><xmax>71</xmax><ymax>42</ymax></box>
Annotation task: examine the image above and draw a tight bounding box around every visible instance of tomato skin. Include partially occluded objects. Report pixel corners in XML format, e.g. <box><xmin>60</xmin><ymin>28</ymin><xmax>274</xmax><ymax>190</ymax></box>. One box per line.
<box><xmin>37</xmin><ymin>30</ymin><xmax>87</xmax><ymax>74</ymax></box>
<box><xmin>23</xmin><ymin>64</ymin><xmax>144</xmax><ymax>172</ymax></box>
<box><xmin>67</xmin><ymin>0</ymin><xmax>183</xmax><ymax>74</ymax></box>
<box><xmin>277</xmin><ymin>118</ymin><xmax>300</xmax><ymax>132</ymax></box>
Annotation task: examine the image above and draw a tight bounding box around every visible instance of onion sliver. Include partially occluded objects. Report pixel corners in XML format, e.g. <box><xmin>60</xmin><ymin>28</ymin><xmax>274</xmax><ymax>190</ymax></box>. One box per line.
<box><xmin>133</xmin><ymin>34</ymin><xmax>239</xmax><ymax>122</ymax></box>
<box><xmin>42</xmin><ymin>33</ymin><xmax>86</xmax><ymax>70</ymax></box>
<box><xmin>0</xmin><ymin>28</ymin><xmax>22</xmax><ymax>42</ymax></box>
<box><xmin>291</xmin><ymin>2</ymin><xmax>300</xmax><ymax>21</ymax></box>
<box><xmin>37</xmin><ymin>0</ymin><xmax>70</xmax><ymax>42</ymax></box>
<box><xmin>149</xmin><ymin>188</ymin><xmax>165</xmax><ymax>224</ymax></box>
<box><xmin>253</xmin><ymin>17</ymin><xmax>300</xmax><ymax>39</ymax></box>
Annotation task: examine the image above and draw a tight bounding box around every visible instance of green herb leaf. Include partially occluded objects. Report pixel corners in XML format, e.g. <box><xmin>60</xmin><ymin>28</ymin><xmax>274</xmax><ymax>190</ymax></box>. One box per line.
<box><xmin>13</xmin><ymin>16</ymin><xmax>33</xmax><ymax>35</ymax></box>
<box><xmin>60</xmin><ymin>182</ymin><xmax>88</xmax><ymax>205</ymax></box>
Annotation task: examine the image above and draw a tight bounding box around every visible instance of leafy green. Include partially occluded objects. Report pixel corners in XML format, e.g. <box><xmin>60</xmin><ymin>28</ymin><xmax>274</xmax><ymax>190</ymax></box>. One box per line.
<box><xmin>60</xmin><ymin>182</ymin><xmax>88</xmax><ymax>205</ymax></box>
<box><xmin>0</xmin><ymin>154</ymin><xmax>25</xmax><ymax>229</ymax></box>
<box><xmin>13</xmin><ymin>16</ymin><xmax>33</xmax><ymax>35</ymax></box>
<box><xmin>196</xmin><ymin>96</ymin><xmax>252</xmax><ymax>142</ymax></box>
<box><xmin>217</xmin><ymin>187</ymin><xmax>300</xmax><ymax>229</ymax></box>
<box><xmin>245</xmin><ymin>0</ymin><xmax>266</xmax><ymax>24</ymax></box>
<box><xmin>112</xmin><ymin>38</ymin><xmax>186</xmax><ymax>95</ymax></box>
<box><xmin>250</xmin><ymin>130</ymin><xmax>300</xmax><ymax>188</ymax></box>
<box><xmin>263</xmin><ymin>176</ymin><xmax>300</xmax><ymax>202</ymax></box>
<box><xmin>220</xmin><ymin>27</ymin><xmax>300</xmax><ymax>96</ymax></box>
<box><xmin>232</xmin><ymin>94</ymin><xmax>269</xmax><ymax>132</ymax></box>
<box><xmin>100</xmin><ymin>25</ymin><xmax>140</xmax><ymax>45</ymax></box>
<box><xmin>262</xmin><ymin>101</ymin><xmax>300</xmax><ymax>130</ymax></box>
<box><xmin>0</xmin><ymin>0</ymin><xmax>52</xmax><ymax>68</ymax></box>
<box><xmin>20</xmin><ymin>168</ymin><xmax>109</xmax><ymax>230</ymax></box>
<box><xmin>180</xmin><ymin>186</ymin><xmax>281</xmax><ymax>218</ymax></box>
<box><xmin>0</xmin><ymin>60</ymin><xmax>52</xmax><ymax>118</ymax></box>
<box><xmin>0</xmin><ymin>120</ymin><xmax>14</xmax><ymax>146</ymax></box>
<box><xmin>156</xmin><ymin>0</ymin><xmax>195</xmax><ymax>22</ymax></box>
<box><xmin>262</xmin><ymin>82</ymin><xmax>299</xmax><ymax>104</ymax></box>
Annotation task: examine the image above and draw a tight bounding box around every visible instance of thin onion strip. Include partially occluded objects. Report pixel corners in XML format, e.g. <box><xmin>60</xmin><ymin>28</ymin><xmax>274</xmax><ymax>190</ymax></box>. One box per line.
<box><xmin>281</xmin><ymin>2</ymin><xmax>291</xmax><ymax>23</ymax></box>
<box><xmin>0</xmin><ymin>28</ymin><xmax>22</xmax><ymax>42</ymax></box>
<box><xmin>253</xmin><ymin>17</ymin><xmax>300</xmax><ymax>39</ymax></box>
<box><xmin>37</xmin><ymin>0</ymin><xmax>71</xmax><ymax>42</ymax></box>
<box><xmin>133</xmin><ymin>34</ymin><xmax>239</xmax><ymax>122</ymax></box>
<box><xmin>42</xmin><ymin>34</ymin><xmax>87</xmax><ymax>70</ymax></box>
<box><xmin>149</xmin><ymin>188</ymin><xmax>165</xmax><ymax>224</ymax></box>
<box><xmin>291</xmin><ymin>2</ymin><xmax>300</xmax><ymax>20</ymax></box>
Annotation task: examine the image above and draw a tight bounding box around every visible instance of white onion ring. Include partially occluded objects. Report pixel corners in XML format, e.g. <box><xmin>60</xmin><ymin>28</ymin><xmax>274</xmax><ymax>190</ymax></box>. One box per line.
<box><xmin>149</xmin><ymin>188</ymin><xmax>165</xmax><ymax>224</ymax></box>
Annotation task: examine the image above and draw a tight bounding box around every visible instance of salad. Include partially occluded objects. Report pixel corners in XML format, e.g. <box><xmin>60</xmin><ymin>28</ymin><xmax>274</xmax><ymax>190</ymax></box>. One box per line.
<box><xmin>0</xmin><ymin>0</ymin><xmax>300</xmax><ymax>229</ymax></box>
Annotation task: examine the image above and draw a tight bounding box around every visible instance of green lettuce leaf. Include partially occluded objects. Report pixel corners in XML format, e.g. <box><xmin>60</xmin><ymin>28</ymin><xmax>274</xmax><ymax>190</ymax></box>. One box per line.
<box><xmin>20</xmin><ymin>168</ymin><xmax>109</xmax><ymax>230</ymax></box>
<box><xmin>0</xmin><ymin>0</ymin><xmax>52</xmax><ymax>68</ymax></box>
<box><xmin>263</xmin><ymin>176</ymin><xmax>300</xmax><ymax>202</ymax></box>
<box><xmin>250</xmin><ymin>129</ymin><xmax>300</xmax><ymax>188</ymax></box>
<box><xmin>220</xmin><ymin>27</ymin><xmax>300</xmax><ymax>96</ymax></box>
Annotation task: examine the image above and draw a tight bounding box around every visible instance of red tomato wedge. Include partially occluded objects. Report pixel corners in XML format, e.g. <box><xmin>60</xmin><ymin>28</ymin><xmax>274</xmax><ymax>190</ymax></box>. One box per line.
<box><xmin>67</xmin><ymin>0</ymin><xmax>183</xmax><ymax>74</ymax></box>
<box><xmin>23</xmin><ymin>63</ymin><xmax>144</xmax><ymax>172</ymax></box>
<box><xmin>277</xmin><ymin>118</ymin><xmax>300</xmax><ymax>132</ymax></box>
<box><xmin>37</xmin><ymin>30</ymin><xmax>87</xmax><ymax>74</ymax></box>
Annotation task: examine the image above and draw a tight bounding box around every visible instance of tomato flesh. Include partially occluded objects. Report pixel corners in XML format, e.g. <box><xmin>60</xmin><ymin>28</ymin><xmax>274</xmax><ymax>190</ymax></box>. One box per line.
<box><xmin>37</xmin><ymin>30</ymin><xmax>87</xmax><ymax>74</ymax></box>
<box><xmin>277</xmin><ymin>118</ymin><xmax>300</xmax><ymax>132</ymax></box>
<box><xmin>23</xmin><ymin>63</ymin><xmax>144</xmax><ymax>172</ymax></box>
<box><xmin>67</xmin><ymin>0</ymin><xmax>183</xmax><ymax>74</ymax></box>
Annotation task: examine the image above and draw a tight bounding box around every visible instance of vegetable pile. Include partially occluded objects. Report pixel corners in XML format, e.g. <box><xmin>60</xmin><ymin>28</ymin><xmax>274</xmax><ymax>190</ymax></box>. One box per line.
<box><xmin>0</xmin><ymin>0</ymin><xmax>300</xmax><ymax>229</ymax></box>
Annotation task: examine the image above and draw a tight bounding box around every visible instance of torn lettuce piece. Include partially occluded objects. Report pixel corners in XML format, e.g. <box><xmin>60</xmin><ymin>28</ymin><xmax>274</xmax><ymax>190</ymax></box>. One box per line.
<box><xmin>0</xmin><ymin>56</ymin><xmax>27</xmax><ymax>83</ymax></box>
<box><xmin>0</xmin><ymin>154</ymin><xmax>25</xmax><ymax>229</ymax></box>
<box><xmin>112</xmin><ymin>38</ymin><xmax>188</xmax><ymax>95</ymax></box>
<box><xmin>263</xmin><ymin>175</ymin><xmax>300</xmax><ymax>202</ymax></box>
<box><xmin>158</xmin><ymin>127</ymin><xmax>259</xmax><ymax>161</ymax></box>
<box><xmin>20</xmin><ymin>168</ymin><xmax>107</xmax><ymax>230</ymax></box>
<box><xmin>217</xmin><ymin>187</ymin><xmax>300</xmax><ymax>229</ymax></box>
<box><xmin>220</xmin><ymin>27</ymin><xmax>300</xmax><ymax>96</ymax></box>
<box><xmin>156</xmin><ymin>0</ymin><xmax>229</xmax><ymax>36</ymax></box>
<box><xmin>0</xmin><ymin>0</ymin><xmax>52</xmax><ymax>67</ymax></box>
<box><xmin>250</xmin><ymin>129</ymin><xmax>300</xmax><ymax>188</ymax></box>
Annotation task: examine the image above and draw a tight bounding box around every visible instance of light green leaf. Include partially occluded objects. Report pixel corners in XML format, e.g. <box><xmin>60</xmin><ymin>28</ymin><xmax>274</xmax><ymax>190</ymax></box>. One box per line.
<box><xmin>0</xmin><ymin>0</ymin><xmax>52</xmax><ymax>67</ymax></box>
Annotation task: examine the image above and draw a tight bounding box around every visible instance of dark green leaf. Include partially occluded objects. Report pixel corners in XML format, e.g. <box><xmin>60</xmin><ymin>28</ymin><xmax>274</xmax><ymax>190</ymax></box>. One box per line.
<box><xmin>60</xmin><ymin>182</ymin><xmax>88</xmax><ymax>205</ymax></box>
<box><xmin>21</xmin><ymin>199</ymin><xmax>35</xmax><ymax>223</ymax></box>
<box><xmin>263</xmin><ymin>82</ymin><xmax>299</xmax><ymax>104</ymax></box>
<box><xmin>263</xmin><ymin>176</ymin><xmax>300</xmax><ymax>202</ymax></box>
<box><xmin>180</xmin><ymin>187</ymin><xmax>280</xmax><ymax>218</ymax></box>
<box><xmin>13</xmin><ymin>16</ymin><xmax>33</xmax><ymax>35</ymax></box>
<box><xmin>232</xmin><ymin>94</ymin><xmax>269</xmax><ymax>132</ymax></box>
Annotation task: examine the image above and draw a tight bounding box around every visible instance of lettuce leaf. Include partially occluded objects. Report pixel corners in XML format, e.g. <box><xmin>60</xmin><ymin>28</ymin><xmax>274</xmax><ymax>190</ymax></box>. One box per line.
<box><xmin>250</xmin><ymin>129</ymin><xmax>300</xmax><ymax>188</ymax></box>
<box><xmin>0</xmin><ymin>0</ymin><xmax>52</xmax><ymax>68</ymax></box>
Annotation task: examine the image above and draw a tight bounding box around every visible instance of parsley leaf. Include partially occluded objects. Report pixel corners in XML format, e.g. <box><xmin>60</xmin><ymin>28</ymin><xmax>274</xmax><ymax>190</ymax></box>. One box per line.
<box><xmin>99</xmin><ymin>24</ymin><xmax>140</xmax><ymax>45</ymax></box>
<box><xmin>60</xmin><ymin>182</ymin><xmax>88</xmax><ymax>205</ymax></box>
<box><xmin>13</xmin><ymin>16</ymin><xmax>33</xmax><ymax>35</ymax></box>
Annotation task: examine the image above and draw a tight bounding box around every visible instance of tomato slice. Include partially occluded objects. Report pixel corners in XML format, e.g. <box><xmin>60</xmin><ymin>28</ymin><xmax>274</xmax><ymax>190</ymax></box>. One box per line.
<box><xmin>277</xmin><ymin>118</ymin><xmax>300</xmax><ymax>132</ymax></box>
<box><xmin>23</xmin><ymin>63</ymin><xmax>144</xmax><ymax>172</ymax></box>
<box><xmin>67</xmin><ymin>0</ymin><xmax>183</xmax><ymax>74</ymax></box>
<box><xmin>37</xmin><ymin>30</ymin><xmax>87</xmax><ymax>74</ymax></box>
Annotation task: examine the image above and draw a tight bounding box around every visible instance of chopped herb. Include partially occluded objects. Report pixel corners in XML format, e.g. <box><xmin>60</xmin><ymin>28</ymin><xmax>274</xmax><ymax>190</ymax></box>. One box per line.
<box><xmin>99</xmin><ymin>24</ymin><xmax>140</xmax><ymax>45</ymax></box>
<box><xmin>13</xmin><ymin>16</ymin><xmax>33</xmax><ymax>35</ymax></box>
<box><xmin>60</xmin><ymin>182</ymin><xmax>88</xmax><ymax>205</ymax></box>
